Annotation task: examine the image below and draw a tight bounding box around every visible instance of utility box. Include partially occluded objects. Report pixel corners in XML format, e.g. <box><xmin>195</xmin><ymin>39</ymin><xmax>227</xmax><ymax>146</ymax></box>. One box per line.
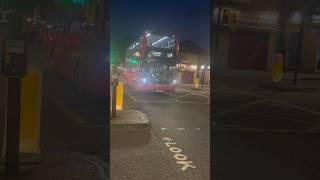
<box><xmin>1</xmin><ymin>40</ymin><xmax>27</xmax><ymax>77</ymax></box>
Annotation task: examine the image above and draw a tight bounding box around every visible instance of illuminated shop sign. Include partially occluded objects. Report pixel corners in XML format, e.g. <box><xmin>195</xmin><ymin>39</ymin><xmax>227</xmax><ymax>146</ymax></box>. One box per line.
<box><xmin>311</xmin><ymin>6</ymin><xmax>320</xmax><ymax>24</ymax></box>
<box><xmin>217</xmin><ymin>7</ymin><xmax>279</xmax><ymax>29</ymax></box>
<box><xmin>312</xmin><ymin>15</ymin><xmax>320</xmax><ymax>23</ymax></box>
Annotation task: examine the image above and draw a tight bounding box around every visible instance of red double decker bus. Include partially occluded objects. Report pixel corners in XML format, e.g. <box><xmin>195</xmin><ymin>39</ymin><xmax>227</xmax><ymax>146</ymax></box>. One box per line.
<box><xmin>41</xmin><ymin>1</ymin><xmax>109</xmax><ymax>96</ymax></box>
<box><xmin>123</xmin><ymin>31</ymin><xmax>179</xmax><ymax>93</ymax></box>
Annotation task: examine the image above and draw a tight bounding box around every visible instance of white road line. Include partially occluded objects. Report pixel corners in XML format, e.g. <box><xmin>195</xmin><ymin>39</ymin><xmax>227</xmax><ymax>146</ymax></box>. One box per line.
<box><xmin>132</xmin><ymin>100</ymin><xmax>209</xmax><ymax>104</ymax></box>
<box><xmin>160</xmin><ymin>128</ymin><xmax>202</xmax><ymax>131</ymax></box>
<box><xmin>137</xmin><ymin>100</ymin><xmax>168</xmax><ymax>103</ymax></box>
<box><xmin>219</xmin><ymin>86</ymin><xmax>263</xmax><ymax>98</ymax></box>
<box><xmin>124</xmin><ymin>91</ymin><xmax>138</xmax><ymax>102</ymax></box>
<box><xmin>266</xmin><ymin>99</ymin><xmax>320</xmax><ymax>116</ymax></box>
<box><xmin>44</xmin><ymin>91</ymin><xmax>88</xmax><ymax>127</ymax></box>
<box><xmin>214</xmin><ymin>122</ymin><xmax>251</xmax><ymax>129</ymax></box>
<box><xmin>214</xmin><ymin>122</ymin><xmax>320</xmax><ymax>134</ymax></box>
<box><xmin>44</xmin><ymin>91</ymin><xmax>107</xmax><ymax>128</ymax></box>
<box><xmin>214</xmin><ymin>99</ymin><xmax>266</xmax><ymax>118</ymax></box>
<box><xmin>191</xmin><ymin>93</ymin><xmax>210</xmax><ymax>98</ymax></box>
<box><xmin>175</xmin><ymin>101</ymin><xmax>209</xmax><ymax>105</ymax></box>
<box><xmin>214</xmin><ymin>127</ymin><xmax>320</xmax><ymax>134</ymax></box>
<box><xmin>306</xmin><ymin>124</ymin><xmax>320</xmax><ymax>132</ymax></box>
<box><xmin>167</xmin><ymin>92</ymin><xmax>194</xmax><ymax>102</ymax></box>
<box><xmin>238</xmin><ymin>111</ymin><xmax>315</xmax><ymax>124</ymax></box>
<box><xmin>220</xmin><ymin>86</ymin><xmax>320</xmax><ymax>116</ymax></box>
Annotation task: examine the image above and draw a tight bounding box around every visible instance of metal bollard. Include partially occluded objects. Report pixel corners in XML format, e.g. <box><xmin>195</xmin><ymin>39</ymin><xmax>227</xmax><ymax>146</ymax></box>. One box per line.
<box><xmin>194</xmin><ymin>78</ymin><xmax>199</xmax><ymax>89</ymax></box>
<box><xmin>111</xmin><ymin>77</ymin><xmax>118</xmax><ymax>117</ymax></box>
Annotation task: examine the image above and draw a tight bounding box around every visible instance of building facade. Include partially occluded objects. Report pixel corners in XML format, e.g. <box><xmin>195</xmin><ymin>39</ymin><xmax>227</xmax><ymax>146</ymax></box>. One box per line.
<box><xmin>176</xmin><ymin>41</ymin><xmax>210</xmax><ymax>84</ymax></box>
<box><xmin>213</xmin><ymin>0</ymin><xmax>320</xmax><ymax>73</ymax></box>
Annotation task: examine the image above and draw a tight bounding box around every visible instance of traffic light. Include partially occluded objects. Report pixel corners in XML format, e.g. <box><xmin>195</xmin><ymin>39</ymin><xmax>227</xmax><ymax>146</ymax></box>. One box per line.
<box><xmin>129</xmin><ymin>57</ymin><xmax>138</xmax><ymax>65</ymax></box>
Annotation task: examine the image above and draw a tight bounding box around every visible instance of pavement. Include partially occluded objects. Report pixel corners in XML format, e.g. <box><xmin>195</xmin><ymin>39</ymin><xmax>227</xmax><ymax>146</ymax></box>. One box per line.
<box><xmin>110</xmin><ymin>83</ymin><xmax>210</xmax><ymax>180</ymax></box>
<box><xmin>215</xmin><ymin>70</ymin><xmax>320</xmax><ymax>91</ymax></box>
<box><xmin>0</xmin><ymin>45</ymin><xmax>108</xmax><ymax>179</ymax></box>
<box><xmin>0</xmin><ymin>152</ymin><xmax>107</xmax><ymax>180</ymax></box>
<box><xmin>213</xmin><ymin>69</ymin><xmax>320</xmax><ymax>180</ymax></box>
<box><xmin>110</xmin><ymin>110</ymin><xmax>150</xmax><ymax>129</ymax></box>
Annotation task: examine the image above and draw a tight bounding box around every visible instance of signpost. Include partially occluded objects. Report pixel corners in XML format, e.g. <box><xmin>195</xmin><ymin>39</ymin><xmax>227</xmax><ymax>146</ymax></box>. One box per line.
<box><xmin>1</xmin><ymin>39</ymin><xmax>27</xmax><ymax>176</ymax></box>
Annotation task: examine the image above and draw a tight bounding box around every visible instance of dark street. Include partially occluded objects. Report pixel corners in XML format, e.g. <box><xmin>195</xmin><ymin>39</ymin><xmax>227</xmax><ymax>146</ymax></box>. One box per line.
<box><xmin>111</xmin><ymin>85</ymin><xmax>210</xmax><ymax>180</ymax></box>
<box><xmin>214</xmin><ymin>71</ymin><xmax>320</xmax><ymax>180</ymax></box>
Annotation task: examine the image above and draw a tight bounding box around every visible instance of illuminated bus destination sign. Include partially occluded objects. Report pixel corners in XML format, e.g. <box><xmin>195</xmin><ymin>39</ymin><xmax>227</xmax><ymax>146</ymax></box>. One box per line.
<box><xmin>151</xmin><ymin>51</ymin><xmax>162</xmax><ymax>57</ymax></box>
<box><xmin>146</xmin><ymin>48</ymin><xmax>175</xmax><ymax>59</ymax></box>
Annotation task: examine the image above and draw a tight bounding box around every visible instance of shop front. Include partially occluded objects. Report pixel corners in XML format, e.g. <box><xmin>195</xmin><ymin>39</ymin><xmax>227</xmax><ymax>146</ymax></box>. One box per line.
<box><xmin>176</xmin><ymin>64</ymin><xmax>210</xmax><ymax>84</ymax></box>
<box><xmin>213</xmin><ymin>5</ymin><xmax>280</xmax><ymax>71</ymax></box>
<box><xmin>285</xmin><ymin>1</ymin><xmax>320</xmax><ymax>73</ymax></box>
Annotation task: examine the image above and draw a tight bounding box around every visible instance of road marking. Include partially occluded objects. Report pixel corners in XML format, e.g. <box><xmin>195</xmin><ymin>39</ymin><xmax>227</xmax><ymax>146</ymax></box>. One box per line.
<box><xmin>238</xmin><ymin>111</ymin><xmax>315</xmax><ymax>124</ymax></box>
<box><xmin>127</xmin><ymin>99</ymin><xmax>209</xmax><ymax>105</ymax></box>
<box><xmin>44</xmin><ymin>91</ymin><xmax>87</xmax><ymax>127</ymax></box>
<box><xmin>162</xmin><ymin>137</ymin><xmax>196</xmax><ymax>171</ymax></box>
<box><xmin>124</xmin><ymin>89</ymin><xmax>210</xmax><ymax>104</ymax></box>
<box><xmin>214</xmin><ymin>99</ymin><xmax>266</xmax><ymax>118</ymax></box>
<box><xmin>167</xmin><ymin>92</ymin><xmax>194</xmax><ymax>102</ymax></box>
<box><xmin>138</xmin><ymin>100</ymin><xmax>168</xmax><ymax>103</ymax></box>
<box><xmin>160</xmin><ymin>128</ymin><xmax>202</xmax><ymax>131</ymax></box>
<box><xmin>220</xmin><ymin>86</ymin><xmax>320</xmax><ymax>116</ymax></box>
<box><xmin>214</xmin><ymin>122</ymin><xmax>320</xmax><ymax>133</ymax></box>
<box><xmin>44</xmin><ymin>91</ymin><xmax>106</xmax><ymax>128</ymax></box>
<box><xmin>124</xmin><ymin>91</ymin><xmax>138</xmax><ymax>102</ymax></box>
<box><xmin>175</xmin><ymin>101</ymin><xmax>209</xmax><ymax>105</ymax></box>
<box><xmin>267</xmin><ymin>99</ymin><xmax>320</xmax><ymax>116</ymax></box>
<box><xmin>191</xmin><ymin>93</ymin><xmax>210</xmax><ymax>98</ymax></box>
<box><xmin>216</xmin><ymin>87</ymin><xmax>320</xmax><ymax>131</ymax></box>
<box><xmin>219</xmin><ymin>86</ymin><xmax>263</xmax><ymax>98</ymax></box>
<box><xmin>214</xmin><ymin>126</ymin><xmax>320</xmax><ymax>134</ymax></box>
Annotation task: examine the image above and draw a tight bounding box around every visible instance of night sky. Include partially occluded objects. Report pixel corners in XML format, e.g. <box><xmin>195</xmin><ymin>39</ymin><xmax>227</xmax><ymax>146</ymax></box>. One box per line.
<box><xmin>110</xmin><ymin>0</ymin><xmax>210</xmax><ymax>50</ymax></box>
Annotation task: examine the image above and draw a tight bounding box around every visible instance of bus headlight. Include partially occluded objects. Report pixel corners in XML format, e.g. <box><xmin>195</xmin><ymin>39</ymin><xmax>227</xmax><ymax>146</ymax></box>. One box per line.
<box><xmin>142</xmin><ymin>78</ymin><xmax>147</xmax><ymax>84</ymax></box>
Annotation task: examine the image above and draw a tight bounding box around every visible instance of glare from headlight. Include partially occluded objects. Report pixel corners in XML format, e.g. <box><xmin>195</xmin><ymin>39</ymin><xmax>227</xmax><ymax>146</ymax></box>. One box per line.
<box><xmin>173</xmin><ymin>80</ymin><xmax>177</xmax><ymax>84</ymax></box>
<box><xmin>142</xmin><ymin>78</ymin><xmax>147</xmax><ymax>83</ymax></box>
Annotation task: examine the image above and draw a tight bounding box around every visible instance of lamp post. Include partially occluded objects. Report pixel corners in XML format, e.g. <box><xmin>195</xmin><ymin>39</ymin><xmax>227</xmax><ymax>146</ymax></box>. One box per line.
<box><xmin>293</xmin><ymin>0</ymin><xmax>307</xmax><ymax>85</ymax></box>
<box><xmin>201</xmin><ymin>64</ymin><xmax>206</xmax><ymax>88</ymax></box>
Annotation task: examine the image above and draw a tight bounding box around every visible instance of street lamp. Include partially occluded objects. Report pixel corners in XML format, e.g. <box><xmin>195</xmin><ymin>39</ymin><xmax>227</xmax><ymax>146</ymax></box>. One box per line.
<box><xmin>294</xmin><ymin>0</ymin><xmax>309</xmax><ymax>85</ymax></box>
